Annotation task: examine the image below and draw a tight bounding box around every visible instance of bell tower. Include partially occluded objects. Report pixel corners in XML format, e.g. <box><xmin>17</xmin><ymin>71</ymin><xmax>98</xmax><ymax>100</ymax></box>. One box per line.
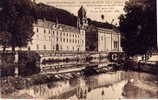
<box><xmin>77</xmin><ymin>6</ymin><xmax>88</xmax><ymax>29</ymax></box>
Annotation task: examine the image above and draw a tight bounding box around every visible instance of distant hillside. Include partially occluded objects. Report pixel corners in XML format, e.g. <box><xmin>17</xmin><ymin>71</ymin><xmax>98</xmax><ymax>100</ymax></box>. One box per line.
<box><xmin>34</xmin><ymin>3</ymin><xmax>115</xmax><ymax>29</ymax></box>
<box><xmin>34</xmin><ymin>3</ymin><xmax>77</xmax><ymax>27</ymax></box>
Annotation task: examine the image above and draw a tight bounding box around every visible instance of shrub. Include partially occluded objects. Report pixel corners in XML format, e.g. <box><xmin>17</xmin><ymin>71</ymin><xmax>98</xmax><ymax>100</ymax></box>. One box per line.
<box><xmin>18</xmin><ymin>51</ymin><xmax>41</xmax><ymax>76</ymax></box>
<box><xmin>0</xmin><ymin>64</ymin><xmax>16</xmax><ymax>77</ymax></box>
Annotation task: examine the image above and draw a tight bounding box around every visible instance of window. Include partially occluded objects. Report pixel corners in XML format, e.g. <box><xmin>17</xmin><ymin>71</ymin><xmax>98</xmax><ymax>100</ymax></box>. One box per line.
<box><xmin>44</xmin><ymin>45</ymin><xmax>46</xmax><ymax>50</ymax></box>
<box><xmin>36</xmin><ymin>44</ymin><xmax>39</xmax><ymax>50</ymax></box>
<box><xmin>37</xmin><ymin>28</ymin><xmax>38</xmax><ymax>32</ymax></box>
<box><xmin>28</xmin><ymin>46</ymin><xmax>31</xmax><ymax>51</ymax></box>
<box><xmin>67</xmin><ymin>46</ymin><xmax>69</xmax><ymax>50</ymax></box>
<box><xmin>44</xmin><ymin>29</ymin><xmax>46</xmax><ymax>33</ymax></box>
<box><xmin>114</xmin><ymin>41</ymin><xmax>118</xmax><ymax>49</ymax></box>
<box><xmin>73</xmin><ymin>47</ymin><xmax>74</xmax><ymax>51</ymax></box>
<box><xmin>56</xmin><ymin>44</ymin><xmax>59</xmax><ymax>51</ymax></box>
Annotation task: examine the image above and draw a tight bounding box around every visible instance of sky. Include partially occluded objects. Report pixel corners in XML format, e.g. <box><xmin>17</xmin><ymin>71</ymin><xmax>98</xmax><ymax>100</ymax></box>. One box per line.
<box><xmin>36</xmin><ymin>0</ymin><xmax>127</xmax><ymax>25</ymax></box>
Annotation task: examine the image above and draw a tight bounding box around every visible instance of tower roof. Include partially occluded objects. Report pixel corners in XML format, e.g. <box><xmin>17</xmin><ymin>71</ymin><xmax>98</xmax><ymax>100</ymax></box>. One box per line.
<box><xmin>78</xmin><ymin>6</ymin><xmax>86</xmax><ymax>18</ymax></box>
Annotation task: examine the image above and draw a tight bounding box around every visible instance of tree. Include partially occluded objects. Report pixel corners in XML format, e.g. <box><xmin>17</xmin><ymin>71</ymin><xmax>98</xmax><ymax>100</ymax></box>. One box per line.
<box><xmin>119</xmin><ymin>0</ymin><xmax>156</xmax><ymax>56</ymax></box>
<box><xmin>0</xmin><ymin>31</ymin><xmax>11</xmax><ymax>53</ymax></box>
<box><xmin>0</xmin><ymin>0</ymin><xmax>35</xmax><ymax>52</ymax></box>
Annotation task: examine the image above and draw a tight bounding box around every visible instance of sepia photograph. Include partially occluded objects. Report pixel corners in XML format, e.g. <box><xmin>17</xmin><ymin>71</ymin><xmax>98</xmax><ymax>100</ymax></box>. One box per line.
<box><xmin>0</xmin><ymin>0</ymin><xmax>157</xmax><ymax>99</ymax></box>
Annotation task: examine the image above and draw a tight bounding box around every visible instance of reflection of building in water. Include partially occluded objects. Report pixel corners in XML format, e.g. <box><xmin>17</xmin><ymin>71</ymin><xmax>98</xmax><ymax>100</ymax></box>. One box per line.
<box><xmin>22</xmin><ymin>81</ymin><xmax>70</xmax><ymax>98</ymax></box>
<box><xmin>75</xmin><ymin>71</ymin><xmax>125</xmax><ymax>99</ymax></box>
<box><xmin>91</xmin><ymin>71</ymin><xmax>123</xmax><ymax>86</ymax></box>
<box><xmin>76</xmin><ymin>78</ymin><xmax>88</xmax><ymax>99</ymax></box>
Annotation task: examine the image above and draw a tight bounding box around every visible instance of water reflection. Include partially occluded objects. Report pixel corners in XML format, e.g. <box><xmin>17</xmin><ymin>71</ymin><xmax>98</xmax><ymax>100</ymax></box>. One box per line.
<box><xmin>11</xmin><ymin>62</ymin><xmax>158</xmax><ymax>99</ymax></box>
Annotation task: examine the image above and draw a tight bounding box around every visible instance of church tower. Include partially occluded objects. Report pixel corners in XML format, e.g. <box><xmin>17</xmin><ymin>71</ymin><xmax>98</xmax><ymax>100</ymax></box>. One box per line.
<box><xmin>77</xmin><ymin>6</ymin><xmax>88</xmax><ymax>29</ymax></box>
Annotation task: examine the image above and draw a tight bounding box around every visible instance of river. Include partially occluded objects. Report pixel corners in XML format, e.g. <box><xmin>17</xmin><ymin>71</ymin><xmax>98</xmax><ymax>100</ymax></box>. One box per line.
<box><xmin>9</xmin><ymin>60</ymin><xmax>158</xmax><ymax>99</ymax></box>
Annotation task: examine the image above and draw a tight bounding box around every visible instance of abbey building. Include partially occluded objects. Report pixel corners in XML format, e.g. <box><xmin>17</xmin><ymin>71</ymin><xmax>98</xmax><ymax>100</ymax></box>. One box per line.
<box><xmin>0</xmin><ymin>6</ymin><xmax>122</xmax><ymax>53</ymax></box>
<box><xmin>27</xmin><ymin>6</ymin><xmax>88</xmax><ymax>52</ymax></box>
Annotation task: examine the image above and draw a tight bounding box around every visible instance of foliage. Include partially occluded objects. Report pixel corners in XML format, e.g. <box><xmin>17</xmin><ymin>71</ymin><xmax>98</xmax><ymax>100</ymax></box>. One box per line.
<box><xmin>0</xmin><ymin>0</ymin><xmax>35</xmax><ymax>51</ymax></box>
<box><xmin>0</xmin><ymin>51</ymin><xmax>40</xmax><ymax>77</ymax></box>
<box><xmin>0</xmin><ymin>31</ymin><xmax>12</xmax><ymax>52</ymax></box>
<box><xmin>18</xmin><ymin>51</ymin><xmax>41</xmax><ymax>76</ymax></box>
<box><xmin>119</xmin><ymin>0</ymin><xmax>156</xmax><ymax>56</ymax></box>
<box><xmin>34</xmin><ymin>3</ymin><xmax>77</xmax><ymax>27</ymax></box>
<box><xmin>0</xmin><ymin>64</ymin><xmax>16</xmax><ymax>77</ymax></box>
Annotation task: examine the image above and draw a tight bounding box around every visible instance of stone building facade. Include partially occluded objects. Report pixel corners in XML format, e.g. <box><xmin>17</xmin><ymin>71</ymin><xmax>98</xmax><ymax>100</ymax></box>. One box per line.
<box><xmin>27</xmin><ymin>6</ymin><xmax>87</xmax><ymax>52</ymax></box>
<box><xmin>86</xmin><ymin>25</ymin><xmax>122</xmax><ymax>52</ymax></box>
<box><xmin>0</xmin><ymin>6</ymin><xmax>122</xmax><ymax>53</ymax></box>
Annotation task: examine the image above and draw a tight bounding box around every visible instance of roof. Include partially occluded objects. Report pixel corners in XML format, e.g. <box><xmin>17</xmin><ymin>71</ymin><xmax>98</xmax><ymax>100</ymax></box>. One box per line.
<box><xmin>97</xmin><ymin>27</ymin><xmax>120</xmax><ymax>35</ymax></box>
<box><xmin>78</xmin><ymin>6</ymin><xmax>86</xmax><ymax>18</ymax></box>
<box><xmin>33</xmin><ymin>19</ymin><xmax>80</xmax><ymax>33</ymax></box>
